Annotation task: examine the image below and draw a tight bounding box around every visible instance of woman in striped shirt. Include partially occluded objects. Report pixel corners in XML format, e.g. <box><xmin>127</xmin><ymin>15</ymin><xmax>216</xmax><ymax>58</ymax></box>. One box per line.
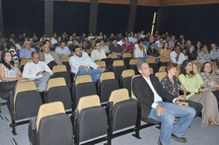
<box><xmin>0</xmin><ymin>51</ymin><xmax>23</xmax><ymax>99</ymax></box>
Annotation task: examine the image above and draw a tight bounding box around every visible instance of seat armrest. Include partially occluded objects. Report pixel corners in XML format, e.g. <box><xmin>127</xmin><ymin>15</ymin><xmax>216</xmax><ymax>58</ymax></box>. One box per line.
<box><xmin>28</xmin><ymin>117</ymin><xmax>37</xmax><ymax>145</ymax></box>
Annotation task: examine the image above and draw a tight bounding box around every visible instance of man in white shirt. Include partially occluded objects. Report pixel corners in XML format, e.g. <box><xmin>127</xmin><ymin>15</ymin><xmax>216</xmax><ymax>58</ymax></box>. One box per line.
<box><xmin>91</xmin><ymin>40</ymin><xmax>113</xmax><ymax>69</ymax></box>
<box><xmin>132</xmin><ymin>61</ymin><xmax>195</xmax><ymax>145</ymax></box>
<box><xmin>170</xmin><ymin>44</ymin><xmax>186</xmax><ymax>65</ymax></box>
<box><xmin>23</xmin><ymin>52</ymin><xmax>53</xmax><ymax>92</ymax></box>
<box><xmin>69</xmin><ymin>45</ymin><xmax>104</xmax><ymax>82</ymax></box>
<box><xmin>134</xmin><ymin>39</ymin><xmax>150</xmax><ymax>61</ymax></box>
<box><xmin>91</xmin><ymin>40</ymin><xmax>107</xmax><ymax>61</ymax></box>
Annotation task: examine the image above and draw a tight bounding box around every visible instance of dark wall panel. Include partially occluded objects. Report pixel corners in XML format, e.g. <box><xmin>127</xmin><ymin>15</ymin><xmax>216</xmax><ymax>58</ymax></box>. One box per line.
<box><xmin>157</xmin><ymin>4</ymin><xmax>219</xmax><ymax>45</ymax></box>
<box><xmin>134</xmin><ymin>6</ymin><xmax>158</xmax><ymax>33</ymax></box>
<box><xmin>97</xmin><ymin>3</ymin><xmax>129</xmax><ymax>35</ymax></box>
<box><xmin>53</xmin><ymin>1</ymin><xmax>89</xmax><ymax>35</ymax></box>
<box><xmin>2</xmin><ymin>0</ymin><xmax>44</xmax><ymax>37</ymax></box>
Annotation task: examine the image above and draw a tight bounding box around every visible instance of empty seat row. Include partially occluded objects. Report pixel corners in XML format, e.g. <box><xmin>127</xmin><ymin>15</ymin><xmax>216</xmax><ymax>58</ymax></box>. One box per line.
<box><xmin>29</xmin><ymin>88</ymin><xmax>141</xmax><ymax>145</ymax></box>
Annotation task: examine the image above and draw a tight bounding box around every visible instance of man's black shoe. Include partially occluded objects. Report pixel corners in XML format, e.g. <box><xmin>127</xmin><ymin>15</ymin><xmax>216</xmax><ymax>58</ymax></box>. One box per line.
<box><xmin>171</xmin><ymin>134</ymin><xmax>187</xmax><ymax>143</ymax></box>
<box><xmin>157</xmin><ymin>138</ymin><xmax>163</xmax><ymax>145</ymax></box>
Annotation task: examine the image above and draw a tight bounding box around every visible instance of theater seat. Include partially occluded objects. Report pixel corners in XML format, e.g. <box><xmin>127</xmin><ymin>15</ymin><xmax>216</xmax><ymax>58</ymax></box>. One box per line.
<box><xmin>45</xmin><ymin>77</ymin><xmax>72</xmax><ymax>111</ymax></box>
<box><xmin>28</xmin><ymin>102</ymin><xmax>73</xmax><ymax>145</ymax></box>
<box><xmin>98</xmin><ymin>72</ymin><xmax>120</xmax><ymax>102</ymax></box>
<box><xmin>108</xmin><ymin>89</ymin><xmax>141</xmax><ymax>142</ymax></box>
<box><xmin>73</xmin><ymin>75</ymin><xmax>97</xmax><ymax>109</ymax></box>
<box><xmin>74</xmin><ymin>95</ymin><xmax>108</xmax><ymax>145</ymax></box>
<box><xmin>8</xmin><ymin>81</ymin><xmax>42</xmax><ymax>135</ymax></box>
<box><xmin>52</xmin><ymin>65</ymin><xmax>72</xmax><ymax>88</ymax></box>
<box><xmin>120</xmin><ymin>69</ymin><xmax>135</xmax><ymax>96</ymax></box>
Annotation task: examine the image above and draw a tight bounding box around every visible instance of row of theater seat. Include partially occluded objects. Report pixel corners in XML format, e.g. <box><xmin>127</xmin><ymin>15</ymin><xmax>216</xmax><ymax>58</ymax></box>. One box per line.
<box><xmin>28</xmin><ymin>88</ymin><xmax>141</xmax><ymax>145</ymax></box>
<box><xmin>7</xmin><ymin>60</ymin><xmax>168</xmax><ymax>136</ymax></box>
<box><xmin>8</xmin><ymin>68</ymin><xmax>161</xmax><ymax>144</ymax></box>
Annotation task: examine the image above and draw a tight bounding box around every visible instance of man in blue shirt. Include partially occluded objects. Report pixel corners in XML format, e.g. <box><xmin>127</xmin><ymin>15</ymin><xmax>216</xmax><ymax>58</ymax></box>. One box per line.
<box><xmin>19</xmin><ymin>41</ymin><xmax>36</xmax><ymax>59</ymax></box>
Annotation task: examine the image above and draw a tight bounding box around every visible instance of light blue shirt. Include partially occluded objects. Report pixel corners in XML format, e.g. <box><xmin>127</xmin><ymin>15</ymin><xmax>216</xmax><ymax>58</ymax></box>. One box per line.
<box><xmin>19</xmin><ymin>48</ymin><xmax>36</xmax><ymax>59</ymax></box>
<box><xmin>55</xmin><ymin>46</ymin><xmax>71</xmax><ymax>56</ymax></box>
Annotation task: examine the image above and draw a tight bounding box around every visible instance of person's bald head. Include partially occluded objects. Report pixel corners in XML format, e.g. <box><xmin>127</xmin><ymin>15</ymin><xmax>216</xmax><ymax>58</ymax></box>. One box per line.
<box><xmin>31</xmin><ymin>51</ymin><xmax>39</xmax><ymax>64</ymax></box>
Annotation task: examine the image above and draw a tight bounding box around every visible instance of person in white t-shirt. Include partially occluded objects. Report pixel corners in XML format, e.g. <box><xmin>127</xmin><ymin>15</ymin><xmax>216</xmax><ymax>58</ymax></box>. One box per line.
<box><xmin>69</xmin><ymin>45</ymin><xmax>104</xmax><ymax>82</ymax></box>
<box><xmin>170</xmin><ymin>44</ymin><xmax>186</xmax><ymax>65</ymax></box>
<box><xmin>23</xmin><ymin>52</ymin><xmax>53</xmax><ymax>92</ymax></box>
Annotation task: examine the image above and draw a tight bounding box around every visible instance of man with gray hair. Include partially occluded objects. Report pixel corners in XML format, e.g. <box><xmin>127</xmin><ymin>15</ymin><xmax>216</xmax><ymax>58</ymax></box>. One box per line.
<box><xmin>19</xmin><ymin>40</ymin><xmax>36</xmax><ymax>59</ymax></box>
<box><xmin>133</xmin><ymin>61</ymin><xmax>195</xmax><ymax>145</ymax></box>
<box><xmin>39</xmin><ymin>44</ymin><xmax>62</xmax><ymax>69</ymax></box>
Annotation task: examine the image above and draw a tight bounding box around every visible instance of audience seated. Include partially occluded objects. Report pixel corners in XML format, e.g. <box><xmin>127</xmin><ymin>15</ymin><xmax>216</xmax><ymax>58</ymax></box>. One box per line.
<box><xmin>161</xmin><ymin>63</ymin><xmax>203</xmax><ymax>117</ymax></box>
<box><xmin>185</xmin><ymin>45</ymin><xmax>198</xmax><ymax>61</ymax></box>
<box><xmin>91</xmin><ymin>40</ymin><xmax>107</xmax><ymax>62</ymax></box>
<box><xmin>69</xmin><ymin>45</ymin><xmax>104</xmax><ymax>82</ymax></box>
<box><xmin>91</xmin><ymin>40</ymin><xmax>113</xmax><ymax>68</ymax></box>
<box><xmin>198</xmin><ymin>45</ymin><xmax>211</xmax><ymax>63</ymax></box>
<box><xmin>19</xmin><ymin>41</ymin><xmax>36</xmax><ymax>59</ymax></box>
<box><xmin>55</xmin><ymin>41</ymin><xmax>71</xmax><ymax>57</ymax></box>
<box><xmin>39</xmin><ymin>44</ymin><xmax>62</xmax><ymax>69</ymax></box>
<box><xmin>22</xmin><ymin>51</ymin><xmax>53</xmax><ymax>92</ymax></box>
<box><xmin>159</xmin><ymin>42</ymin><xmax>170</xmax><ymax>57</ymax></box>
<box><xmin>122</xmin><ymin>36</ymin><xmax>134</xmax><ymax>53</ymax></box>
<box><xmin>0</xmin><ymin>51</ymin><xmax>23</xmax><ymax>99</ymax></box>
<box><xmin>109</xmin><ymin>37</ymin><xmax>123</xmax><ymax>54</ymax></box>
<box><xmin>133</xmin><ymin>39</ymin><xmax>148</xmax><ymax>60</ymax></box>
<box><xmin>133</xmin><ymin>61</ymin><xmax>195</xmax><ymax>145</ymax></box>
<box><xmin>200</xmin><ymin>62</ymin><xmax>219</xmax><ymax>109</ymax></box>
<box><xmin>170</xmin><ymin>44</ymin><xmax>186</xmax><ymax>65</ymax></box>
<box><xmin>1</xmin><ymin>30</ymin><xmax>219</xmax><ymax>144</ymax></box>
<box><xmin>100</xmin><ymin>39</ymin><xmax>110</xmax><ymax>55</ymax></box>
<box><xmin>179</xmin><ymin>60</ymin><xmax>219</xmax><ymax>126</ymax></box>
<box><xmin>147</xmin><ymin>42</ymin><xmax>160</xmax><ymax>57</ymax></box>
<box><xmin>210</xmin><ymin>43</ymin><xmax>219</xmax><ymax>61</ymax></box>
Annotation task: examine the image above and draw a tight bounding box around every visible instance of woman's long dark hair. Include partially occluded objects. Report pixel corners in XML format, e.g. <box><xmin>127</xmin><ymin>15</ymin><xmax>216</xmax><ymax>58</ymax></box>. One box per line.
<box><xmin>180</xmin><ymin>59</ymin><xmax>194</xmax><ymax>76</ymax></box>
<box><xmin>1</xmin><ymin>50</ymin><xmax>15</xmax><ymax>70</ymax></box>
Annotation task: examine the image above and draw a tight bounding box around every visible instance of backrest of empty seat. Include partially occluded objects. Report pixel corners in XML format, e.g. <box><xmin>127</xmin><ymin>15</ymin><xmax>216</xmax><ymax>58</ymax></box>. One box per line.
<box><xmin>121</xmin><ymin>69</ymin><xmax>135</xmax><ymax>79</ymax></box>
<box><xmin>113</xmin><ymin>60</ymin><xmax>124</xmax><ymax>67</ymax></box>
<box><xmin>160</xmin><ymin>57</ymin><xmax>170</xmax><ymax>63</ymax></box>
<box><xmin>52</xmin><ymin>65</ymin><xmax>72</xmax><ymax>88</ymax></box>
<box><xmin>52</xmin><ymin>65</ymin><xmax>67</xmax><ymax>73</ymax></box>
<box><xmin>46</xmin><ymin>78</ymin><xmax>72</xmax><ymax>110</ymax></box>
<box><xmin>129</xmin><ymin>58</ymin><xmax>139</xmax><ymax>74</ymax></box>
<box><xmin>76</xmin><ymin>95</ymin><xmax>107</xmax><ymax>143</ymax></box>
<box><xmin>109</xmin><ymin>89</ymin><xmax>138</xmax><ymax>131</ymax></box>
<box><xmin>121</xmin><ymin>69</ymin><xmax>135</xmax><ymax>96</ymax></box>
<box><xmin>122</xmin><ymin>53</ymin><xmax>132</xmax><ymax>58</ymax></box>
<box><xmin>129</xmin><ymin>58</ymin><xmax>139</xmax><ymax>65</ymax></box>
<box><xmin>75</xmin><ymin>75</ymin><xmax>92</xmax><ymax>86</ymax></box>
<box><xmin>95</xmin><ymin>61</ymin><xmax>106</xmax><ymax>68</ymax></box>
<box><xmin>112</xmin><ymin>60</ymin><xmax>126</xmax><ymax>80</ymax></box>
<box><xmin>37</xmin><ymin>102</ymin><xmax>73</xmax><ymax>145</ymax></box>
<box><xmin>47</xmin><ymin>77</ymin><xmax>66</xmax><ymax>90</ymax></box>
<box><xmin>108</xmin><ymin>53</ymin><xmax>118</xmax><ymax>59</ymax></box>
<box><xmin>159</xmin><ymin>66</ymin><xmax>166</xmax><ymax>72</ymax></box>
<box><xmin>100</xmin><ymin>79</ymin><xmax>120</xmax><ymax>102</ymax></box>
<box><xmin>74</xmin><ymin>82</ymin><xmax>97</xmax><ymax>108</ymax></box>
<box><xmin>14</xmin><ymin>81</ymin><xmax>42</xmax><ymax>120</ymax></box>
<box><xmin>100</xmin><ymin>72</ymin><xmax>115</xmax><ymax>82</ymax></box>
<box><xmin>146</xmin><ymin>57</ymin><xmax>156</xmax><ymax>64</ymax></box>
